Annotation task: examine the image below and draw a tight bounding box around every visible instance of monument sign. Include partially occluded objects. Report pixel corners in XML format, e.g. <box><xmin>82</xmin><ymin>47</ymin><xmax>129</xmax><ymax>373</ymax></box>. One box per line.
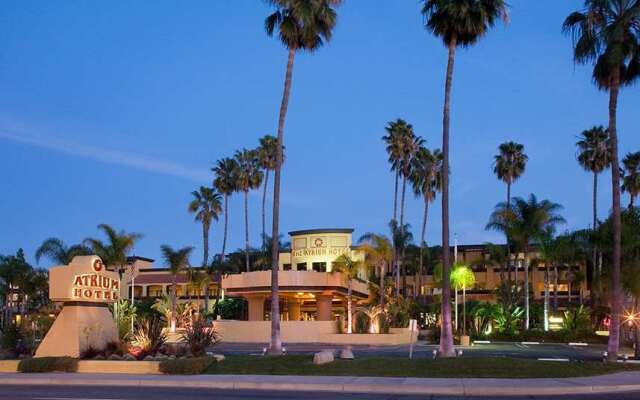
<box><xmin>35</xmin><ymin>256</ymin><xmax>119</xmax><ymax>358</ymax></box>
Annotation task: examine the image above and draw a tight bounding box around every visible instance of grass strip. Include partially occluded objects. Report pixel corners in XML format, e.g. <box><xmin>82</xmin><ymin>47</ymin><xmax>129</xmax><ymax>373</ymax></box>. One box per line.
<box><xmin>205</xmin><ymin>355</ymin><xmax>640</xmax><ymax>379</ymax></box>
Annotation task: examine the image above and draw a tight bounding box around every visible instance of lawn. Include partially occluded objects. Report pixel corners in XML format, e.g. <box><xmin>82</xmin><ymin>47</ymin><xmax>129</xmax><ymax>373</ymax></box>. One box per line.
<box><xmin>204</xmin><ymin>355</ymin><xmax>640</xmax><ymax>378</ymax></box>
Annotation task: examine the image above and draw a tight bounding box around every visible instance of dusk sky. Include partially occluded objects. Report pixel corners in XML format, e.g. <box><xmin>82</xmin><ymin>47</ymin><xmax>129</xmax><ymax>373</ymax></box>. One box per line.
<box><xmin>1</xmin><ymin>1</ymin><xmax>638</xmax><ymax>268</ymax></box>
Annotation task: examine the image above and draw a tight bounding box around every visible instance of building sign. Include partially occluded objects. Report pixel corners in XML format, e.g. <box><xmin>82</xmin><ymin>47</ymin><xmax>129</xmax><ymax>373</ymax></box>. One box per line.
<box><xmin>292</xmin><ymin>247</ymin><xmax>351</xmax><ymax>258</ymax></box>
<box><xmin>49</xmin><ymin>255</ymin><xmax>120</xmax><ymax>303</ymax></box>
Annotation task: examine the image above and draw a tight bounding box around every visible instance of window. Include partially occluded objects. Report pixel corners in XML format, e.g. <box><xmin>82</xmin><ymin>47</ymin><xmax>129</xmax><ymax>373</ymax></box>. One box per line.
<box><xmin>296</xmin><ymin>263</ymin><xmax>307</xmax><ymax>271</ymax></box>
<box><xmin>312</xmin><ymin>262</ymin><xmax>327</xmax><ymax>272</ymax></box>
<box><xmin>283</xmin><ymin>264</ymin><xmax>292</xmax><ymax>271</ymax></box>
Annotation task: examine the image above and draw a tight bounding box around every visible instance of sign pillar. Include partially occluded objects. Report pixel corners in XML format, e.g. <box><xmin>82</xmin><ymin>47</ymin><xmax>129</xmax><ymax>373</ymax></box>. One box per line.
<box><xmin>35</xmin><ymin>256</ymin><xmax>119</xmax><ymax>358</ymax></box>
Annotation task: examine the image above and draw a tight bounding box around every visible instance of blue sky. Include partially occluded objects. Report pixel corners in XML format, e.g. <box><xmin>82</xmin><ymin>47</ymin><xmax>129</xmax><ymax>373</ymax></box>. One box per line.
<box><xmin>1</xmin><ymin>1</ymin><xmax>639</xmax><ymax>268</ymax></box>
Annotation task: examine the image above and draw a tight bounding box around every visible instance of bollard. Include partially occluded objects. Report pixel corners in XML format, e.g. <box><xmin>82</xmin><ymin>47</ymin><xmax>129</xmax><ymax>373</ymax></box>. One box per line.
<box><xmin>432</xmin><ymin>349</ymin><xmax>438</xmax><ymax>360</ymax></box>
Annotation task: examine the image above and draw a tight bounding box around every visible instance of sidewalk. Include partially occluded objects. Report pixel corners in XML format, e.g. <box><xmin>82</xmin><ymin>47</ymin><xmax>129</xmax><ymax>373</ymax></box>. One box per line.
<box><xmin>2</xmin><ymin>371</ymin><xmax>640</xmax><ymax>396</ymax></box>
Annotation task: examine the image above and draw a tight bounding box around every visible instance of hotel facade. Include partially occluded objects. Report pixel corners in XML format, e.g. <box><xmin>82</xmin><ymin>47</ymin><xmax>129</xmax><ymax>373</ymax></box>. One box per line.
<box><xmin>123</xmin><ymin>227</ymin><xmax>590</xmax><ymax>322</ymax></box>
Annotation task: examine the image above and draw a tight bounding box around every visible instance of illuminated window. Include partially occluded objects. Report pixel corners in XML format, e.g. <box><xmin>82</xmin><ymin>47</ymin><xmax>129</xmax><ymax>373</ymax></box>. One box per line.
<box><xmin>312</xmin><ymin>262</ymin><xmax>327</xmax><ymax>272</ymax></box>
<box><xmin>148</xmin><ymin>285</ymin><xmax>163</xmax><ymax>297</ymax></box>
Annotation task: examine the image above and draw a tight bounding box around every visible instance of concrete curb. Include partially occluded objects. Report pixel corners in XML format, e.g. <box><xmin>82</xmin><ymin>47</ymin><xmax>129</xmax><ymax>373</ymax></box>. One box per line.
<box><xmin>2</xmin><ymin>373</ymin><xmax>640</xmax><ymax>396</ymax></box>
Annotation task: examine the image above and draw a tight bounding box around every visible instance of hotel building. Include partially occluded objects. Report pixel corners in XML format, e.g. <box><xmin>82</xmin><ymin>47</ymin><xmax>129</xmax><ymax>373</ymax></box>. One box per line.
<box><xmin>123</xmin><ymin>228</ymin><xmax>589</xmax><ymax>321</ymax></box>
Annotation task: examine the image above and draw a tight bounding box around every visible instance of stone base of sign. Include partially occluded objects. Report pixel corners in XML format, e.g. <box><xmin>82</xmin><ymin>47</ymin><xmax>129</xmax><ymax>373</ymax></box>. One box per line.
<box><xmin>35</xmin><ymin>303</ymin><xmax>118</xmax><ymax>358</ymax></box>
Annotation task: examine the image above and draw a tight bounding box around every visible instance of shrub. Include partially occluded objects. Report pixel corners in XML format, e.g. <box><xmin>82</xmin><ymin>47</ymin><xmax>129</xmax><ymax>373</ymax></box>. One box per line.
<box><xmin>354</xmin><ymin>312</ymin><xmax>369</xmax><ymax>334</ymax></box>
<box><xmin>80</xmin><ymin>345</ymin><xmax>102</xmax><ymax>359</ymax></box>
<box><xmin>182</xmin><ymin>319</ymin><xmax>220</xmax><ymax>357</ymax></box>
<box><xmin>0</xmin><ymin>324</ymin><xmax>23</xmax><ymax>356</ymax></box>
<box><xmin>130</xmin><ymin>316</ymin><xmax>167</xmax><ymax>359</ymax></box>
<box><xmin>18</xmin><ymin>357</ymin><xmax>78</xmax><ymax>373</ymax></box>
<box><xmin>159</xmin><ymin>357</ymin><xmax>214</xmax><ymax>374</ymax></box>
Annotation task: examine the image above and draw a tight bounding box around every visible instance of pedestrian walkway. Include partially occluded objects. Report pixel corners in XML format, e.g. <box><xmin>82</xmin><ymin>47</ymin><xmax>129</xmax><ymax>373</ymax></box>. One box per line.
<box><xmin>2</xmin><ymin>371</ymin><xmax>640</xmax><ymax>396</ymax></box>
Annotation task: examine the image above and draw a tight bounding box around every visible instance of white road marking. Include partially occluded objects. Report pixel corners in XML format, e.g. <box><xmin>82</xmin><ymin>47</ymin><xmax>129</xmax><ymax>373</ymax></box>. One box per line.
<box><xmin>537</xmin><ymin>358</ymin><xmax>570</xmax><ymax>362</ymax></box>
<box><xmin>34</xmin><ymin>398</ymin><xmax>126</xmax><ymax>400</ymax></box>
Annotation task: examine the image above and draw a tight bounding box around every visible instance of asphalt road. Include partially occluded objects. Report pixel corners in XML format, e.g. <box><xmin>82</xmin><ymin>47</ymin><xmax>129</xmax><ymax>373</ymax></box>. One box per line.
<box><xmin>213</xmin><ymin>341</ymin><xmax>616</xmax><ymax>362</ymax></box>
<box><xmin>1</xmin><ymin>386</ymin><xmax>640</xmax><ymax>400</ymax></box>
<box><xmin>0</xmin><ymin>386</ymin><xmax>640</xmax><ymax>400</ymax></box>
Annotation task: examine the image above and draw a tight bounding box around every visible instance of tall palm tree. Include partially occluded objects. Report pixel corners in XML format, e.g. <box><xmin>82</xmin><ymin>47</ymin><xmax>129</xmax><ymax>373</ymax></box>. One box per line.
<box><xmin>622</xmin><ymin>152</ymin><xmax>640</xmax><ymax>208</ymax></box>
<box><xmin>486</xmin><ymin>194</ymin><xmax>565</xmax><ymax>330</ymax></box>
<box><xmin>422</xmin><ymin>0</ymin><xmax>508</xmax><ymax>358</ymax></box>
<box><xmin>188</xmin><ymin>186</ymin><xmax>222</xmax><ymax>268</ymax></box>
<box><xmin>410</xmin><ymin>147</ymin><xmax>443</xmax><ymax>297</ymax></box>
<box><xmin>258</xmin><ymin>135</ymin><xmax>280</xmax><ymax>250</ymax></box>
<box><xmin>264</xmin><ymin>0</ymin><xmax>341</xmax><ymax>355</ymax></box>
<box><xmin>160</xmin><ymin>245</ymin><xmax>193</xmax><ymax>332</ymax></box>
<box><xmin>564</xmin><ymin>0</ymin><xmax>640</xmax><ymax>362</ymax></box>
<box><xmin>577</xmin><ymin>127</ymin><xmax>612</xmax><ymax>226</ymax></box>
<box><xmin>493</xmin><ymin>141</ymin><xmax>528</xmax><ymax>282</ymax></box>
<box><xmin>382</xmin><ymin>119</ymin><xmax>408</xmax><ymax>222</ymax></box>
<box><xmin>576</xmin><ymin>126</ymin><xmax>611</xmax><ymax>287</ymax></box>
<box><xmin>35</xmin><ymin>238</ymin><xmax>91</xmax><ymax>265</ymax></box>
<box><xmin>493</xmin><ymin>142</ymin><xmax>528</xmax><ymax>209</ymax></box>
<box><xmin>213</xmin><ymin>157</ymin><xmax>239</xmax><ymax>261</ymax></box>
<box><xmin>234</xmin><ymin>148</ymin><xmax>263</xmax><ymax>272</ymax></box>
<box><xmin>332</xmin><ymin>253</ymin><xmax>363</xmax><ymax>334</ymax></box>
<box><xmin>84</xmin><ymin>224</ymin><xmax>142</xmax><ymax>279</ymax></box>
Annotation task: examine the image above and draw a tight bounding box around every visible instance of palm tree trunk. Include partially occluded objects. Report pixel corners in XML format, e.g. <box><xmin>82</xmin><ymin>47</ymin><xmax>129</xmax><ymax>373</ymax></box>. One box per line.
<box><xmin>262</xmin><ymin>170</ymin><xmax>269</xmax><ymax>250</ymax></box>
<box><xmin>171</xmin><ymin>275</ymin><xmax>177</xmax><ymax>333</ymax></box>
<box><xmin>544</xmin><ymin>267</ymin><xmax>549</xmax><ymax>331</ymax></box>
<box><xmin>506</xmin><ymin>181</ymin><xmax>512</xmax><ymax>282</ymax></box>
<box><xmin>268</xmin><ymin>46</ymin><xmax>295</xmax><ymax>355</ymax></box>
<box><xmin>393</xmin><ymin>170</ymin><xmax>399</xmax><ymax>222</ymax></box>
<box><xmin>379</xmin><ymin>262</ymin><xmax>385</xmax><ymax>310</ymax></box>
<box><xmin>203</xmin><ymin>220</ymin><xmax>210</xmax><ymax>267</ymax></box>
<box><xmin>347</xmin><ymin>282</ymin><xmax>353</xmax><ymax>334</ymax></box>
<box><xmin>244</xmin><ymin>190</ymin><xmax>250</xmax><ymax>272</ymax></box>
<box><xmin>439</xmin><ymin>35</ymin><xmax>457</xmax><ymax>358</ymax></box>
<box><xmin>592</xmin><ymin>171</ymin><xmax>598</xmax><ymax>297</ymax></box>
<box><xmin>635</xmin><ymin>296</ymin><xmax>640</xmax><ymax>359</ymax></box>
<box><xmin>221</xmin><ymin>194</ymin><xmax>229</xmax><ymax>259</ymax></box>
<box><xmin>631</xmin><ymin>195</ymin><xmax>636</xmax><ymax>209</ymax></box>
<box><xmin>419</xmin><ymin>199</ymin><xmax>429</xmax><ymax>300</ymax></box>
<box><xmin>204</xmin><ymin>284</ymin><xmax>210</xmax><ymax>316</ymax></box>
<box><xmin>553</xmin><ymin>265</ymin><xmax>558</xmax><ymax>312</ymax></box>
<box><xmin>524</xmin><ymin>247</ymin><xmax>530</xmax><ymax>330</ymax></box>
<box><xmin>607</xmin><ymin>75</ymin><xmax>623</xmax><ymax>362</ymax></box>
<box><xmin>399</xmin><ymin>175</ymin><xmax>407</xmax><ymax>298</ymax></box>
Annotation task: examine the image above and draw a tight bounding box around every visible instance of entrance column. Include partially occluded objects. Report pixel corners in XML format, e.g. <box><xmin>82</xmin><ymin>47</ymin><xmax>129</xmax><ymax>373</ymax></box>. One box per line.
<box><xmin>315</xmin><ymin>295</ymin><xmax>333</xmax><ymax>321</ymax></box>
<box><xmin>289</xmin><ymin>300</ymin><xmax>301</xmax><ymax>321</ymax></box>
<box><xmin>247</xmin><ymin>296</ymin><xmax>265</xmax><ymax>321</ymax></box>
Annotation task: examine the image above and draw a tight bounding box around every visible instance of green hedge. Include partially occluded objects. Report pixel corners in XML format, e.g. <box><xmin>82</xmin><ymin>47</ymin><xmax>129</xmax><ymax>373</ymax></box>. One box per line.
<box><xmin>18</xmin><ymin>357</ymin><xmax>78</xmax><ymax>373</ymax></box>
<box><xmin>159</xmin><ymin>357</ymin><xmax>215</xmax><ymax>375</ymax></box>
<box><xmin>488</xmin><ymin>329</ymin><xmax>608</xmax><ymax>344</ymax></box>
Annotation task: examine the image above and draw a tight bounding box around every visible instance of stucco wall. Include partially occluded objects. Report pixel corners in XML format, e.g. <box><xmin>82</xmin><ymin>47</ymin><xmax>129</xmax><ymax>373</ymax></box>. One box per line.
<box><xmin>212</xmin><ymin>320</ymin><xmax>415</xmax><ymax>345</ymax></box>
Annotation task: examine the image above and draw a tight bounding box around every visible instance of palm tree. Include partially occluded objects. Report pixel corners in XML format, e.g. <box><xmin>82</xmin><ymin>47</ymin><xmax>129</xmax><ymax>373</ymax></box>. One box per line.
<box><xmin>213</xmin><ymin>157</ymin><xmax>239</xmax><ymax>260</ymax></box>
<box><xmin>576</xmin><ymin>126</ymin><xmax>612</xmax><ymax>288</ymax></box>
<box><xmin>207</xmin><ymin>257</ymin><xmax>237</xmax><ymax>319</ymax></box>
<box><xmin>577</xmin><ymin>127</ymin><xmax>612</xmax><ymax>226</ymax></box>
<box><xmin>563</xmin><ymin>0</ymin><xmax>640</xmax><ymax>362</ymax></box>
<box><xmin>188</xmin><ymin>186</ymin><xmax>222</xmax><ymax>268</ymax></box>
<box><xmin>160</xmin><ymin>245</ymin><xmax>193</xmax><ymax>332</ymax></box>
<box><xmin>486</xmin><ymin>194</ymin><xmax>565</xmax><ymax>330</ymax></box>
<box><xmin>332</xmin><ymin>254</ymin><xmax>363</xmax><ymax>334</ymax></box>
<box><xmin>493</xmin><ymin>142</ymin><xmax>528</xmax><ymax>208</ymax></box>
<box><xmin>264</xmin><ymin>0</ymin><xmax>342</xmax><ymax>355</ymax></box>
<box><xmin>382</xmin><ymin>119</ymin><xmax>409</xmax><ymax>222</ymax></box>
<box><xmin>450</xmin><ymin>263</ymin><xmax>475</xmax><ymax>335</ymax></box>
<box><xmin>258</xmin><ymin>135</ymin><xmax>280</xmax><ymax>250</ymax></box>
<box><xmin>359</xmin><ymin>233</ymin><xmax>394</xmax><ymax>310</ymax></box>
<box><xmin>410</xmin><ymin>146</ymin><xmax>443</xmax><ymax>298</ymax></box>
<box><xmin>622</xmin><ymin>152</ymin><xmax>640</xmax><ymax>208</ymax></box>
<box><xmin>84</xmin><ymin>224</ymin><xmax>142</xmax><ymax>280</ymax></box>
<box><xmin>493</xmin><ymin>141</ymin><xmax>528</xmax><ymax>281</ymax></box>
<box><xmin>422</xmin><ymin>0</ymin><xmax>508</xmax><ymax>358</ymax></box>
<box><xmin>389</xmin><ymin>220</ymin><xmax>413</xmax><ymax>297</ymax></box>
<box><xmin>35</xmin><ymin>238</ymin><xmax>91</xmax><ymax>265</ymax></box>
<box><xmin>234</xmin><ymin>149</ymin><xmax>263</xmax><ymax>272</ymax></box>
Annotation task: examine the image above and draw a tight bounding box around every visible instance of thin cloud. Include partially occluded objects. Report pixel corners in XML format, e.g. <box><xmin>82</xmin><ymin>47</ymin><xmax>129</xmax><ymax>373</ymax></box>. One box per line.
<box><xmin>0</xmin><ymin>128</ymin><xmax>210</xmax><ymax>183</ymax></box>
